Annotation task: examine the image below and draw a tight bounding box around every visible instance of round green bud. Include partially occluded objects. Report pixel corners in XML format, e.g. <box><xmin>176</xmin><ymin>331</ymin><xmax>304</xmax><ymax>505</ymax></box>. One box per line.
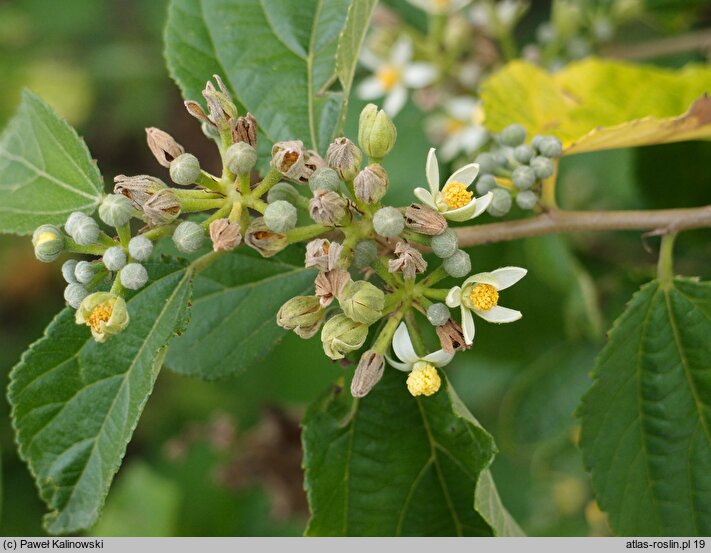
<box><xmin>120</xmin><ymin>262</ymin><xmax>148</xmax><ymax>290</ymax></box>
<box><xmin>169</xmin><ymin>153</ymin><xmax>201</xmax><ymax>186</ymax></box>
<box><xmin>499</xmin><ymin>124</ymin><xmax>526</xmax><ymax>147</ymax></box>
<box><xmin>74</xmin><ymin>260</ymin><xmax>96</xmax><ymax>284</ymax></box>
<box><xmin>61</xmin><ymin>259</ymin><xmax>78</xmax><ymax>283</ymax></box>
<box><xmin>277</xmin><ymin>295</ymin><xmax>325</xmax><ymax>339</ymax></box>
<box><xmin>309</xmin><ymin>167</ymin><xmax>341</xmax><ymax>193</ymax></box>
<box><xmin>225</xmin><ymin>142</ymin><xmax>257</xmax><ymax>175</ymax></box>
<box><xmin>64</xmin><ymin>283</ymin><xmax>88</xmax><ymax>309</ymax></box>
<box><xmin>487</xmin><ymin>188</ymin><xmax>512</xmax><ymax>217</ymax></box>
<box><xmin>64</xmin><ymin>212</ymin><xmax>85</xmax><ymax>236</ymax></box>
<box><xmin>264</xmin><ymin>200</ymin><xmax>298</xmax><ymax>233</ymax></box>
<box><xmin>513</xmin><ymin>144</ymin><xmax>534</xmax><ymax>164</ymax></box>
<box><xmin>69</xmin><ymin>215</ymin><xmax>100</xmax><ymax>246</ymax></box>
<box><xmin>320</xmin><ymin>313</ymin><xmax>368</xmax><ymax>360</ymax></box>
<box><xmin>516</xmin><ymin>190</ymin><xmax>538</xmax><ymax>210</ymax></box>
<box><xmin>267</xmin><ymin>182</ymin><xmax>301</xmax><ymax>205</ymax></box>
<box><xmin>493</xmin><ymin>151</ymin><xmax>509</xmax><ymax>168</ymax></box>
<box><xmin>531</xmin><ymin>135</ymin><xmax>545</xmax><ymax>150</ymax></box>
<box><xmin>431</xmin><ymin>229</ymin><xmax>458</xmax><ymax>259</ymax></box>
<box><xmin>530</xmin><ymin>156</ymin><xmax>555</xmax><ymax>179</ymax></box>
<box><xmin>512</xmin><ymin>166</ymin><xmax>536</xmax><ymax>190</ymax></box>
<box><xmin>32</xmin><ymin>224</ymin><xmax>64</xmax><ymax>262</ymax></box>
<box><xmin>99</xmin><ymin>194</ymin><xmax>134</xmax><ymax>227</ymax></box>
<box><xmin>538</xmin><ymin>136</ymin><xmax>562</xmax><ymax>158</ymax></box>
<box><xmin>128</xmin><ymin>236</ymin><xmax>153</xmax><ymax>261</ymax></box>
<box><xmin>475</xmin><ymin>152</ymin><xmax>497</xmax><ymax>174</ymax></box>
<box><xmin>373</xmin><ymin>207</ymin><xmax>404</xmax><ymax>238</ymax></box>
<box><xmin>172</xmin><ymin>221</ymin><xmax>204</xmax><ymax>253</ymax></box>
<box><xmin>427</xmin><ymin>303</ymin><xmax>450</xmax><ymax>326</ymax></box>
<box><xmin>340</xmin><ymin>280</ymin><xmax>385</xmax><ymax>325</ymax></box>
<box><xmin>75</xmin><ymin>292</ymin><xmax>130</xmax><ymax>343</ymax></box>
<box><xmin>475</xmin><ymin>174</ymin><xmax>497</xmax><ymax>195</ymax></box>
<box><xmin>103</xmin><ymin>246</ymin><xmax>127</xmax><ymax>272</ymax></box>
<box><xmin>352</xmin><ymin>240</ymin><xmax>378</xmax><ymax>270</ymax></box>
<box><xmin>358</xmin><ymin>103</ymin><xmax>397</xmax><ymax>160</ymax></box>
<box><xmin>443</xmin><ymin>249</ymin><xmax>471</xmax><ymax>278</ymax></box>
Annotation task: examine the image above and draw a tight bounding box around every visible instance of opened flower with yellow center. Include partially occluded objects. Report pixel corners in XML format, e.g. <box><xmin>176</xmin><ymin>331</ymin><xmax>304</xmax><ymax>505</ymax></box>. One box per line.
<box><xmin>445</xmin><ymin>267</ymin><xmax>527</xmax><ymax>345</ymax></box>
<box><xmin>405</xmin><ymin>0</ymin><xmax>473</xmax><ymax>14</ymax></box>
<box><xmin>386</xmin><ymin>322</ymin><xmax>453</xmax><ymax>397</ymax></box>
<box><xmin>414</xmin><ymin>148</ymin><xmax>493</xmax><ymax>222</ymax></box>
<box><xmin>75</xmin><ymin>292</ymin><xmax>130</xmax><ymax>343</ymax></box>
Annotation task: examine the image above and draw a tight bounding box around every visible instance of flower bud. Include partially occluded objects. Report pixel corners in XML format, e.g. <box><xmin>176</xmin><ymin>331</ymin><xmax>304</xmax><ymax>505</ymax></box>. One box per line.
<box><xmin>64</xmin><ymin>283</ymin><xmax>88</xmax><ymax>309</ymax></box>
<box><xmin>351</xmin><ymin>350</ymin><xmax>385</xmax><ymax>398</ymax></box>
<box><xmin>103</xmin><ymin>246</ymin><xmax>127</xmax><ymax>272</ymax></box>
<box><xmin>315</xmin><ymin>269</ymin><xmax>352</xmax><ymax>307</ymax></box>
<box><xmin>244</xmin><ymin>217</ymin><xmax>288</xmax><ymax>257</ymax></box>
<box><xmin>320</xmin><ymin>313</ymin><xmax>368</xmax><ymax>360</ymax></box>
<box><xmin>233</xmin><ymin>112</ymin><xmax>258</xmax><ymax>147</ymax></box>
<box><xmin>358</xmin><ymin>104</ymin><xmax>397</xmax><ymax>161</ymax></box>
<box><xmin>309</xmin><ymin>190</ymin><xmax>350</xmax><ymax>227</ymax></box>
<box><xmin>326</xmin><ymin>137</ymin><xmax>362</xmax><ymax>181</ymax></box>
<box><xmin>74</xmin><ymin>260</ymin><xmax>96</xmax><ymax>284</ymax></box>
<box><xmin>475</xmin><ymin>174</ymin><xmax>497</xmax><ymax>195</ymax></box>
<box><xmin>277</xmin><ymin>295</ymin><xmax>325</xmax><ymax>339</ymax></box>
<box><xmin>225</xmin><ymin>142</ymin><xmax>257</xmax><ymax>175</ymax></box>
<box><xmin>354</xmin><ymin>163</ymin><xmax>388</xmax><ymax>204</ymax></box>
<box><xmin>32</xmin><ymin>224</ymin><xmax>64</xmax><ymax>262</ymax></box>
<box><xmin>516</xmin><ymin>190</ymin><xmax>538</xmax><ymax>210</ymax></box>
<box><xmin>404</xmin><ymin>203</ymin><xmax>447</xmax><ymax>236</ymax></box>
<box><xmin>487</xmin><ymin>188</ymin><xmax>512</xmax><ymax>217</ymax></box>
<box><xmin>499</xmin><ymin>124</ymin><xmax>526</xmax><ymax>147</ymax></box>
<box><xmin>309</xmin><ymin>167</ymin><xmax>341</xmax><ymax>193</ymax></box>
<box><xmin>388</xmin><ymin>241</ymin><xmax>427</xmax><ymax>280</ymax></box>
<box><xmin>373</xmin><ymin>207</ymin><xmax>404</xmax><ymax>237</ymax></box>
<box><xmin>184</xmin><ymin>100</ymin><xmax>211</xmax><ymax>126</ymax></box>
<box><xmin>202</xmin><ymin>75</ymin><xmax>237</xmax><ymax>129</ymax></box>
<box><xmin>430</xmin><ymin>229</ymin><xmax>458</xmax><ymax>259</ymax></box>
<box><xmin>264</xmin><ymin>200</ymin><xmax>298</xmax><ymax>233</ymax></box>
<box><xmin>128</xmin><ymin>236</ymin><xmax>153</xmax><ymax>261</ymax></box>
<box><xmin>530</xmin><ymin>156</ymin><xmax>555</xmax><ymax>179</ymax></box>
<box><xmin>435</xmin><ymin>318</ymin><xmax>469</xmax><ymax>353</ymax></box>
<box><xmin>169</xmin><ymin>153</ymin><xmax>201</xmax><ymax>186</ymax></box>
<box><xmin>113</xmin><ymin>175</ymin><xmax>167</xmax><ymax>208</ymax></box>
<box><xmin>267</xmin><ymin>182</ymin><xmax>301</xmax><ymax>205</ymax></box>
<box><xmin>68</xmin><ymin>215</ymin><xmax>100</xmax><ymax>246</ymax></box>
<box><xmin>512</xmin><ymin>166</ymin><xmax>536</xmax><ymax>191</ymax></box>
<box><xmin>352</xmin><ymin>240</ymin><xmax>378</xmax><ymax>270</ymax></box>
<box><xmin>513</xmin><ymin>144</ymin><xmax>534</xmax><ymax>164</ymax></box>
<box><xmin>305</xmin><ymin>239</ymin><xmax>343</xmax><ymax>272</ymax></box>
<box><xmin>75</xmin><ymin>291</ymin><xmax>130</xmax><ymax>343</ymax></box>
<box><xmin>209</xmin><ymin>218</ymin><xmax>242</xmax><ymax>252</ymax></box>
<box><xmin>340</xmin><ymin>280</ymin><xmax>385</xmax><ymax>325</ymax></box>
<box><xmin>443</xmin><ymin>249</ymin><xmax>471</xmax><ymax>278</ymax></box>
<box><xmin>538</xmin><ymin>136</ymin><xmax>562</xmax><ymax>158</ymax></box>
<box><xmin>427</xmin><ymin>303</ymin><xmax>450</xmax><ymax>326</ymax></box>
<box><xmin>271</xmin><ymin>140</ymin><xmax>306</xmax><ymax>181</ymax></box>
<box><xmin>99</xmin><ymin>194</ymin><xmax>135</xmax><ymax>227</ymax></box>
<box><xmin>144</xmin><ymin>189</ymin><xmax>181</xmax><ymax>226</ymax></box>
<box><xmin>475</xmin><ymin>152</ymin><xmax>497</xmax><ymax>174</ymax></box>
<box><xmin>145</xmin><ymin>127</ymin><xmax>185</xmax><ymax>168</ymax></box>
<box><xmin>62</xmin><ymin>259</ymin><xmax>78</xmax><ymax>283</ymax></box>
<box><xmin>64</xmin><ymin>212</ymin><xmax>86</xmax><ymax>236</ymax></box>
<box><xmin>172</xmin><ymin>221</ymin><xmax>205</xmax><ymax>253</ymax></box>
<box><xmin>120</xmin><ymin>262</ymin><xmax>148</xmax><ymax>290</ymax></box>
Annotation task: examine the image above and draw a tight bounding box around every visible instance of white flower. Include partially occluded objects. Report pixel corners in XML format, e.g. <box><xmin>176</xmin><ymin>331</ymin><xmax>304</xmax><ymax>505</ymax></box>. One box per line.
<box><xmin>357</xmin><ymin>37</ymin><xmax>437</xmax><ymax>117</ymax></box>
<box><xmin>470</xmin><ymin>0</ymin><xmax>528</xmax><ymax>32</ymax></box>
<box><xmin>405</xmin><ymin>0</ymin><xmax>473</xmax><ymax>14</ymax></box>
<box><xmin>426</xmin><ymin>97</ymin><xmax>489</xmax><ymax>161</ymax></box>
<box><xmin>386</xmin><ymin>321</ymin><xmax>454</xmax><ymax>371</ymax></box>
<box><xmin>414</xmin><ymin>148</ymin><xmax>493</xmax><ymax>221</ymax></box>
<box><xmin>446</xmin><ymin>266</ymin><xmax>527</xmax><ymax>345</ymax></box>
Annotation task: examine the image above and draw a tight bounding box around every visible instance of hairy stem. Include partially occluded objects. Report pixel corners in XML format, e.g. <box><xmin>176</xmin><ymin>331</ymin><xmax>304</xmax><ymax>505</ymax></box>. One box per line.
<box><xmin>657</xmin><ymin>233</ymin><xmax>677</xmax><ymax>285</ymax></box>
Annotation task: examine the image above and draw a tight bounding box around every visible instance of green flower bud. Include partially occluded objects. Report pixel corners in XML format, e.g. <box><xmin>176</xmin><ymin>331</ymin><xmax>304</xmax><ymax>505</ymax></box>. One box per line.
<box><xmin>103</xmin><ymin>246</ymin><xmax>127</xmax><ymax>272</ymax></box>
<box><xmin>475</xmin><ymin>152</ymin><xmax>497</xmax><ymax>174</ymax></box>
<box><xmin>64</xmin><ymin>283</ymin><xmax>88</xmax><ymax>309</ymax></box>
<box><xmin>172</xmin><ymin>221</ymin><xmax>205</xmax><ymax>253</ymax></box>
<box><xmin>487</xmin><ymin>188</ymin><xmax>512</xmax><ymax>217</ymax></box>
<box><xmin>225</xmin><ymin>142</ymin><xmax>257</xmax><ymax>175</ymax></box>
<box><xmin>493</xmin><ymin>151</ymin><xmax>509</xmax><ymax>168</ymax></box>
<box><xmin>427</xmin><ymin>303</ymin><xmax>450</xmax><ymax>326</ymax></box>
<box><xmin>99</xmin><ymin>194</ymin><xmax>134</xmax><ymax>227</ymax></box>
<box><xmin>373</xmin><ymin>206</ymin><xmax>404</xmax><ymax>237</ymax></box>
<box><xmin>513</xmin><ymin>144</ymin><xmax>534</xmax><ymax>164</ymax></box>
<box><xmin>326</xmin><ymin>137</ymin><xmax>362</xmax><ymax>181</ymax></box>
<box><xmin>358</xmin><ymin>103</ymin><xmax>397</xmax><ymax>160</ymax></box>
<box><xmin>443</xmin><ymin>249</ymin><xmax>471</xmax><ymax>278</ymax></box>
<box><xmin>61</xmin><ymin>259</ymin><xmax>78</xmax><ymax>283</ymax></box>
<box><xmin>538</xmin><ymin>136</ymin><xmax>562</xmax><ymax>158</ymax></box>
<box><xmin>340</xmin><ymin>280</ymin><xmax>385</xmax><ymax>325</ymax></box>
<box><xmin>264</xmin><ymin>200</ymin><xmax>298</xmax><ymax>233</ymax></box>
<box><xmin>75</xmin><ymin>260</ymin><xmax>96</xmax><ymax>284</ymax></box>
<box><xmin>352</xmin><ymin>240</ymin><xmax>378</xmax><ymax>270</ymax></box>
<box><xmin>75</xmin><ymin>291</ymin><xmax>130</xmax><ymax>343</ymax></box>
<box><xmin>320</xmin><ymin>313</ymin><xmax>368</xmax><ymax>360</ymax></box>
<box><xmin>309</xmin><ymin>190</ymin><xmax>350</xmax><ymax>227</ymax></box>
<box><xmin>499</xmin><ymin>124</ymin><xmax>526</xmax><ymax>147</ymax></box>
<box><xmin>169</xmin><ymin>153</ymin><xmax>201</xmax><ymax>186</ymax></box>
<box><xmin>512</xmin><ymin>166</ymin><xmax>536</xmax><ymax>190</ymax></box>
<box><xmin>309</xmin><ymin>167</ymin><xmax>341</xmax><ymax>193</ymax></box>
<box><xmin>530</xmin><ymin>156</ymin><xmax>555</xmax><ymax>179</ymax></box>
<box><xmin>516</xmin><ymin>190</ymin><xmax>538</xmax><ymax>210</ymax></box>
<box><xmin>32</xmin><ymin>224</ymin><xmax>64</xmax><ymax>262</ymax></box>
<box><xmin>120</xmin><ymin>262</ymin><xmax>148</xmax><ymax>290</ymax></box>
<box><xmin>267</xmin><ymin>182</ymin><xmax>301</xmax><ymax>205</ymax></box>
<box><xmin>64</xmin><ymin>212</ymin><xmax>85</xmax><ymax>236</ymax></box>
<box><xmin>68</xmin><ymin>215</ymin><xmax>100</xmax><ymax>246</ymax></box>
<box><xmin>276</xmin><ymin>295</ymin><xmax>325</xmax><ymax>339</ymax></box>
<box><xmin>351</xmin><ymin>350</ymin><xmax>385</xmax><ymax>398</ymax></box>
<box><xmin>475</xmin><ymin>174</ymin><xmax>498</xmax><ymax>195</ymax></box>
<box><xmin>245</xmin><ymin>217</ymin><xmax>288</xmax><ymax>258</ymax></box>
<box><xmin>354</xmin><ymin>164</ymin><xmax>388</xmax><ymax>204</ymax></box>
<box><xmin>531</xmin><ymin>135</ymin><xmax>545</xmax><ymax>150</ymax></box>
<box><xmin>128</xmin><ymin>236</ymin><xmax>153</xmax><ymax>261</ymax></box>
<box><xmin>431</xmin><ymin>229</ymin><xmax>458</xmax><ymax>259</ymax></box>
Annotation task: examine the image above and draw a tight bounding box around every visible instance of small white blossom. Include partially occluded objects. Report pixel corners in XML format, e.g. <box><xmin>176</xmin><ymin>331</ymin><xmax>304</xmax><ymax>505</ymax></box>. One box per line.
<box><xmin>405</xmin><ymin>0</ymin><xmax>473</xmax><ymax>14</ymax></box>
<box><xmin>470</xmin><ymin>0</ymin><xmax>528</xmax><ymax>33</ymax></box>
<box><xmin>426</xmin><ymin>97</ymin><xmax>488</xmax><ymax>161</ymax></box>
<box><xmin>386</xmin><ymin>322</ymin><xmax>454</xmax><ymax>372</ymax></box>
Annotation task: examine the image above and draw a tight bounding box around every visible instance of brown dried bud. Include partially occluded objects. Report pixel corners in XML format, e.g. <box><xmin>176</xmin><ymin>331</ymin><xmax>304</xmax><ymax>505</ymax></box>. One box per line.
<box><xmin>143</xmin><ymin>188</ymin><xmax>181</xmax><ymax>226</ymax></box>
<box><xmin>184</xmin><ymin>100</ymin><xmax>211</xmax><ymax>126</ymax></box>
<box><xmin>354</xmin><ymin>163</ymin><xmax>389</xmax><ymax>204</ymax></box>
<box><xmin>202</xmin><ymin>75</ymin><xmax>237</xmax><ymax>129</ymax></box>
<box><xmin>351</xmin><ymin>350</ymin><xmax>385</xmax><ymax>398</ymax></box>
<box><xmin>209</xmin><ymin>218</ymin><xmax>242</xmax><ymax>252</ymax></box>
<box><xmin>146</xmin><ymin>127</ymin><xmax>185</xmax><ymax>168</ymax></box>
<box><xmin>305</xmin><ymin>239</ymin><xmax>343</xmax><ymax>272</ymax></box>
<box><xmin>405</xmin><ymin>203</ymin><xmax>447</xmax><ymax>235</ymax></box>
<box><xmin>326</xmin><ymin>137</ymin><xmax>362</xmax><ymax>181</ymax></box>
<box><xmin>388</xmin><ymin>241</ymin><xmax>427</xmax><ymax>280</ymax></box>
<box><xmin>435</xmin><ymin>318</ymin><xmax>470</xmax><ymax>354</ymax></box>
<box><xmin>271</xmin><ymin>140</ymin><xmax>306</xmax><ymax>181</ymax></box>
<box><xmin>233</xmin><ymin>112</ymin><xmax>258</xmax><ymax>147</ymax></box>
<box><xmin>315</xmin><ymin>269</ymin><xmax>352</xmax><ymax>307</ymax></box>
<box><xmin>113</xmin><ymin>174</ymin><xmax>167</xmax><ymax>208</ymax></box>
<box><xmin>301</xmin><ymin>149</ymin><xmax>327</xmax><ymax>184</ymax></box>
<box><xmin>309</xmin><ymin>190</ymin><xmax>350</xmax><ymax>227</ymax></box>
<box><xmin>244</xmin><ymin>217</ymin><xmax>288</xmax><ymax>257</ymax></box>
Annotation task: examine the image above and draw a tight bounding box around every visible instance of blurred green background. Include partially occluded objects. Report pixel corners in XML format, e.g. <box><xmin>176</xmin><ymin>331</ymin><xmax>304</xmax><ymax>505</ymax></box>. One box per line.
<box><xmin>0</xmin><ymin>0</ymin><xmax>710</xmax><ymax>537</ymax></box>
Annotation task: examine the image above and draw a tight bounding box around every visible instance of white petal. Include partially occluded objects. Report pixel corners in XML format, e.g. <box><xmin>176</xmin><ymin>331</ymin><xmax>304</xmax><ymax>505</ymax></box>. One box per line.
<box><xmin>490</xmin><ymin>267</ymin><xmax>527</xmax><ymax>290</ymax></box>
<box><xmin>471</xmin><ymin>191</ymin><xmax>493</xmax><ymax>218</ymax></box>
<box><xmin>443</xmin><ymin>198</ymin><xmax>478</xmax><ymax>222</ymax></box>
<box><xmin>392</xmin><ymin>322</ymin><xmax>419</xmax><ymax>365</ymax></box>
<box><xmin>422</xmin><ymin>349</ymin><xmax>454</xmax><ymax>367</ymax></box>
<box><xmin>391</xmin><ymin>37</ymin><xmax>413</xmax><ymax>66</ymax></box>
<box><xmin>359</xmin><ymin>49</ymin><xmax>382</xmax><ymax>71</ymax></box>
<box><xmin>445</xmin><ymin>96</ymin><xmax>478</xmax><ymax>120</ymax></box>
<box><xmin>403</xmin><ymin>63</ymin><xmax>438</xmax><ymax>88</ymax></box>
<box><xmin>464</xmin><ymin>271</ymin><xmax>499</xmax><ymax>289</ymax></box>
<box><xmin>426</xmin><ymin>147</ymin><xmax>440</xmax><ymax>196</ymax></box>
<box><xmin>383</xmin><ymin>86</ymin><xmax>407</xmax><ymax>117</ymax></box>
<box><xmin>446</xmin><ymin>286</ymin><xmax>462</xmax><ymax>307</ymax></box>
<box><xmin>461</xmin><ymin>306</ymin><xmax>475</xmax><ymax>345</ymax></box>
<box><xmin>445</xmin><ymin>162</ymin><xmax>479</xmax><ymax>187</ymax></box>
<box><xmin>475</xmin><ymin>305</ymin><xmax>522</xmax><ymax>323</ymax></box>
<box><xmin>414</xmin><ymin>187</ymin><xmax>437</xmax><ymax>209</ymax></box>
<box><xmin>459</xmin><ymin>127</ymin><xmax>489</xmax><ymax>154</ymax></box>
<box><xmin>357</xmin><ymin>76</ymin><xmax>385</xmax><ymax>100</ymax></box>
<box><xmin>385</xmin><ymin>354</ymin><xmax>413</xmax><ymax>372</ymax></box>
<box><xmin>439</xmin><ymin>135</ymin><xmax>463</xmax><ymax>162</ymax></box>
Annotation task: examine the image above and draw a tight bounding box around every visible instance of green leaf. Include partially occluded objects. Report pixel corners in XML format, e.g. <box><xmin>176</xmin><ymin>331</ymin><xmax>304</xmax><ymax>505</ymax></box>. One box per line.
<box><xmin>302</xmin><ymin>369</ymin><xmax>521</xmax><ymax>536</ymax></box>
<box><xmin>579</xmin><ymin>279</ymin><xmax>711</xmax><ymax>536</ymax></box>
<box><xmin>9</xmin><ymin>260</ymin><xmax>192</xmax><ymax>534</ymax></box>
<box><xmin>165</xmin><ymin>248</ymin><xmax>316</xmax><ymax>379</ymax></box>
<box><xmin>0</xmin><ymin>90</ymin><xmax>104</xmax><ymax>235</ymax></box>
<box><xmin>474</xmin><ymin>470</ymin><xmax>525</xmax><ymax>537</ymax></box>
<box><xmin>164</xmin><ymin>0</ymin><xmax>375</xmax><ymax>153</ymax></box>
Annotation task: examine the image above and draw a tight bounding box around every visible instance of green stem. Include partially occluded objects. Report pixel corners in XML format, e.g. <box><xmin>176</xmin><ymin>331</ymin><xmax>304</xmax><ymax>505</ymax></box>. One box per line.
<box><xmin>141</xmin><ymin>224</ymin><xmax>176</xmax><ymax>242</ymax></box>
<box><xmin>371</xmin><ymin>256</ymin><xmax>396</xmax><ymax>287</ymax></box>
<box><xmin>110</xmin><ymin>274</ymin><xmax>125</xmax><ymax>295</ymax></box>
<box><xmin>245</xmin><ymin>197</ymin><xmax>268</xmax><ymax>214</ymax></box>
<box><xmin>405</xmin><ymin>311</ymin><xmax>426</xmax><ymax>357</ymax></box>
<box><xmin>98</xmin><ymin>232</ymin><xmax>117</xmax><ymax>248</ymax></box>
<box><xmin>174</xmin><ymin>188</ymin><xmax>224</xmax><ymax>201</ymax></box>
<box><xmin>419</xmin><ymin>265</ymin><xmax>448</xmax><ymax>288</ymax></box>
<box><xmin>117</xmin><ymin>224</ymin><xmax>131</xmax><ymax>249</ymax></box>
<box><xmin>657</xmin><ymin>233</ymin><xmax>677</xmax><ymax>285</ymax></box>
<box><xmin>181</xmin><ymin>198</ymin><xmax>228</xmax><ymax>213</ymax></box>
<box><xmin>497</xmin><ymin>29</ymin><xmax>518</xmax><ymax>61</ymax></box>
<box><xmin>196</xmin><ymin>171</ymin><xmax>224</xmax><ymax>193</ymax></box>
<box><xmin>423</xmin><ymin>288</ymin><xmax>449</xmax><ymax>301</ymax></box>
<box><xmin>372</xmin><ymin>309</ymin><xmax>405</xmax><ymax>353</ymax></box>
<box><xmin>238</xmin><ymin>173</ymin><xmax>251</xmax><ymax>196</ymax></box>
<box><xmin>286</xmin><ymin>224</ymin><xmax>329</xmax><ymax>244</ymax></box>
<box><xmin>65</xmin><ymin>238</ymin><xmax>106</xmax><ymax>256</ymax></box>
<box><xmin>251</xmin><ymin>168</ymin><xmax>283</xmax><ymax>199</ymax></box>
<box><xmin>401</xmin><ymin>229</ymin><xmax>431</xmax><ymax>246</ymax></box>
<box><xmin>189</xmin><ymin>249</ymin><xmax>224</xmax><ymax>275</ymax></box>
<box><xmin>201</xmin><ymin>202</ymin><xmax>234</xmax><ymax>230</ymax></box>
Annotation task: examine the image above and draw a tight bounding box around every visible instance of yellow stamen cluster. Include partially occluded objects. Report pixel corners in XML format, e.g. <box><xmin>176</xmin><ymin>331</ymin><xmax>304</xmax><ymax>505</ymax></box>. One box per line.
<box><xmin>441</xmin><ymin>182</ymin><xmax>473</xmax><ymax>210</ymax></box>
<box><xmin>87</xmin><ymin>304</ymin><xmax>112</xmax><ymax>333</ymax></box>
<box><xmin>406</xmin><ymin>364</ymin><xmax>441</xmax><ymax>397</ymax></box>
<box><xmin>377</xmin><ymin>66</ymin><xmax>400</xmax><ymax>91</ymax></box>
<box><xmin>469</xmin><ymin>283</ymin><xmax>499</xmax><ymax>311</ymax></box>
